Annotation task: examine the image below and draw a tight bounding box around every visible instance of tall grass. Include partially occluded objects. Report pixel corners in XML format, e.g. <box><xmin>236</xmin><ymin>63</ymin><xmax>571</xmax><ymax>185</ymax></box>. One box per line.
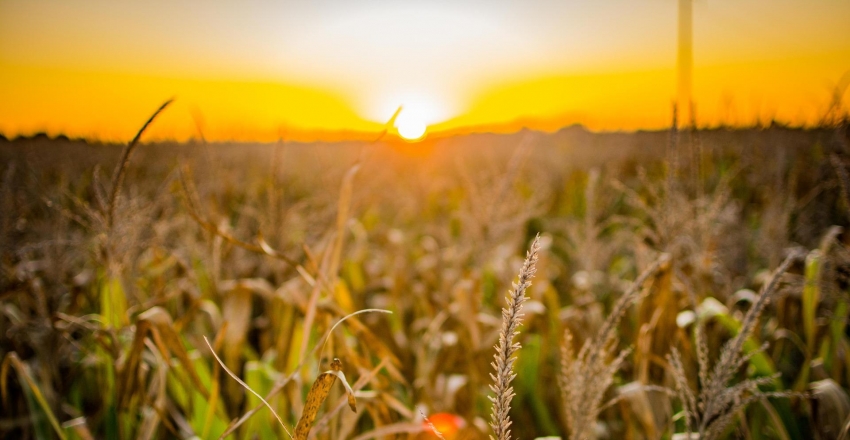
<box><xmin>0</xmin><ymin>120</ymin><xmax>848</xmax><ymax>439</ymax></box>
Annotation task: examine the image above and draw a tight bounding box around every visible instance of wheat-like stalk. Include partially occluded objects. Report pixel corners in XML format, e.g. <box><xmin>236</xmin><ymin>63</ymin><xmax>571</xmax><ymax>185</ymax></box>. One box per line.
<box><xmin>489</xmin><ymin>235</ymin><xmax>541</xmax><ymax>440</ymax></box>
<box><xmin>559</xmin><ymin>253</ymin><xmax>670</xmax><ymax>440</ymax></box>
<box><xmin>106</xmin><ymin>98</ymin><xmax>173</xmax><ymax>229</ymax></box>
<box><xmin>668</xmin><ymin>250</ymin><xmax>804</xmax><ymax>440</ymax></box>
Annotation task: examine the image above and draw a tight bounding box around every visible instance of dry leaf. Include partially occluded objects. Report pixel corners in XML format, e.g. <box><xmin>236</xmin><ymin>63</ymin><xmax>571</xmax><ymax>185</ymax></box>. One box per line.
<box><xmin>294</xmin><ymin>358</ymin><xmax>357</xmax><ymax>440</ymax></box>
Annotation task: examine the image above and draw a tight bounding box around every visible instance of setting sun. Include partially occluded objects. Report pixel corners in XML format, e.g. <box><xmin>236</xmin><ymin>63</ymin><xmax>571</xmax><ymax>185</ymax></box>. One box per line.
<box><xmin>395</xmin><ymin>110</ymin><xmax>427</xmax><ymax>141</ymax></box>
<box><xmin>373</xmin><ymin>92</ymin><xmax>447</xmax><ymax>141</ymax></box>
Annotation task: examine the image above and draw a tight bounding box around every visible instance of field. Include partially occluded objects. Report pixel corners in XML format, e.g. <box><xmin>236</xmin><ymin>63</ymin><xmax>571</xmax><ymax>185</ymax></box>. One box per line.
<box><xmin>2</xmin><ymin>122</ymin><xmax>850</xmax><ymax>440</ymax></box>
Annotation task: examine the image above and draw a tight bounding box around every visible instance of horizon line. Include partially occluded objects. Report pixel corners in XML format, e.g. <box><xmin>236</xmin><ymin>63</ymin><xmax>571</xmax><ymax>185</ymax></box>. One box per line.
<box><xmin>1</xmin><ymin>117</ymin><xmax>841</xmax><ymax>145</ymax></box>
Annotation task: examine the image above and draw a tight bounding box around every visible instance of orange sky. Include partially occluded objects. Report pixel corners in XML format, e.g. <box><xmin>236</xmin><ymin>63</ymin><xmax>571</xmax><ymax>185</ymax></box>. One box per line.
<box><xmin>1</xmin><ymin>0</ymin><xmax>848</xmax><ymax>142</ymax></box>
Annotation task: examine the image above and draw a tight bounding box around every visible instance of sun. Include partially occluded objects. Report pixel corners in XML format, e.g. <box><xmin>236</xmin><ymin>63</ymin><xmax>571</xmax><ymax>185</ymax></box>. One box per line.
<box><xmin>395</xmin><ymin>110</ymin><xmax>427</xmax><ymax>141</ymax></box>
<box><xmin>366</xmin><ymin>92</ymin><xmax>449</xmax><ymax>141</ymax></box>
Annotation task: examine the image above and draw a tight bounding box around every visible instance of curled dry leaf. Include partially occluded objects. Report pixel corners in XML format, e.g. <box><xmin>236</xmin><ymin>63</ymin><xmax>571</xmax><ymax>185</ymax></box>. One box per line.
<box><xmin>295</xmin><ymin>358</ymin><xmax>358</xmax><ymax>440</ymax></box>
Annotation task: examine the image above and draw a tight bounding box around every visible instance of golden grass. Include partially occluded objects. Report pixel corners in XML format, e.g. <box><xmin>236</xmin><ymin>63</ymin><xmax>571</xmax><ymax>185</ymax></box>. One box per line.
<box><xmin>0</xmin><ymin>112</ymin><xmax>848</xmax><ymax>439</ymax></box>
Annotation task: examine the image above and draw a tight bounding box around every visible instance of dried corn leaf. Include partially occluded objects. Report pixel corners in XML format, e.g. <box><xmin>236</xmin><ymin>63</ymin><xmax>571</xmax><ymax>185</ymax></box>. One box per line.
<box><xmin>811</xmin><ymin>379</ymin><xmax>850</xmax><ymax>440</ymax></box>
<box><xmin>310</xmin><ymin>358</ymin><xmax>389</xmax><ymax>438</ymax></box>
<box><xmin>222</xmin><ymin>286</ymin><xmax>252</xmax><ymax>402</ymax></box>
<box><xmin>119</xmin><ymin>307</ymin><xmax>208</xmax><ymax>408</ymax></box>
<box><xmin>150</xmin><ymin>320</ymin><xmax>208</xmax><ymax>397</ymax></box>
<box><xmin>62</xmin><ymin>418</ymin><xmax>95</xmax><ymax>440</ymax></box>
<box><xmin>295</xmin><ymin>358</ymin><xmax>357</xmax><ymax>440</ymax></box>
<box><xmin>117</xmin><ymin>319</ymin><xmax>151</xmax><ymax>408</ymax></box>
<box><xmin>349</xmin><ymin>422</ymin><xmax>425</xmax><ymax>440</ymax></box>
<box><xmin>617</xmin><ymin>382</ymin><xmax>671</xmax><ymax>440</ymax></box>
<box><xmin>1</xmin><ymin>353</ymin><xmax>68</xmax><ymax>440</ymax></box>
<box><xmin>222</xmin><ymin>286</ymin><xmax>252</xmax><ymax>355</ymax></box>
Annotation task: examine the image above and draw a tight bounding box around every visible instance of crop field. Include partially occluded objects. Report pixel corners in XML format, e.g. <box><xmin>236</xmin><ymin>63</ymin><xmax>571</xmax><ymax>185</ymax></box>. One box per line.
<box><xmin>2</xmin><ymin>122</ymin><xmax>850</xmax><ymax>440</ymax></box>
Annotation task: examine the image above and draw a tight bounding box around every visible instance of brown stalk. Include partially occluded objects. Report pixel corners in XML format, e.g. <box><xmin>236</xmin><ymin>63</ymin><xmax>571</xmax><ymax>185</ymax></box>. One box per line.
<box><xmin>489</xmin><ymin>235</ymin><xmax>541</xmax><ymax>440</ymax></box>
<box><xmin>106</xmin><ymin>99</ymin><xmax>173</xmax><ymax>229</ymax></box>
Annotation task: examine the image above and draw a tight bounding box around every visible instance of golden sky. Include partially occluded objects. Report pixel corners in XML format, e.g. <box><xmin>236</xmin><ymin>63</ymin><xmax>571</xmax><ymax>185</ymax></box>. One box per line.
<box><xmin>1</xmin><ymin>0</ymin><xmax>848</xmax><ymax>141</ymax></box>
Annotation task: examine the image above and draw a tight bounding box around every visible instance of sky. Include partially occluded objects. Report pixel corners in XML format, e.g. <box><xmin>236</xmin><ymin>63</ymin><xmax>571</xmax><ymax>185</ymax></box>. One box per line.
<box><xmin>0</xmin><ymin>0</ymin><xmax>848</xmax><ymax>141</ymax></box>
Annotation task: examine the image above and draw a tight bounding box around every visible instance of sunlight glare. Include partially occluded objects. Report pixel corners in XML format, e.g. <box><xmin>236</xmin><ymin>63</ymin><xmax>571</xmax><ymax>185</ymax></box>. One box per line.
<box><xmin>395</xmin><ymin>109</ymin><xmax>427</xmax><ymax>140</ymax></box>
<box><xmin>373</xmin><ymin>93</ymin><xmax>446</xmax><ymax>141</ymax></box>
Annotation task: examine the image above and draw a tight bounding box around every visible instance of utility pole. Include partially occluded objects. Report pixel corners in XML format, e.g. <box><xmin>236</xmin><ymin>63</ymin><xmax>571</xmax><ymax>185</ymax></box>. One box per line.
<box><xmin>677</xmin><ymin>0</ymin><xmax>693</xmax><ymax>128</ymax></box>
